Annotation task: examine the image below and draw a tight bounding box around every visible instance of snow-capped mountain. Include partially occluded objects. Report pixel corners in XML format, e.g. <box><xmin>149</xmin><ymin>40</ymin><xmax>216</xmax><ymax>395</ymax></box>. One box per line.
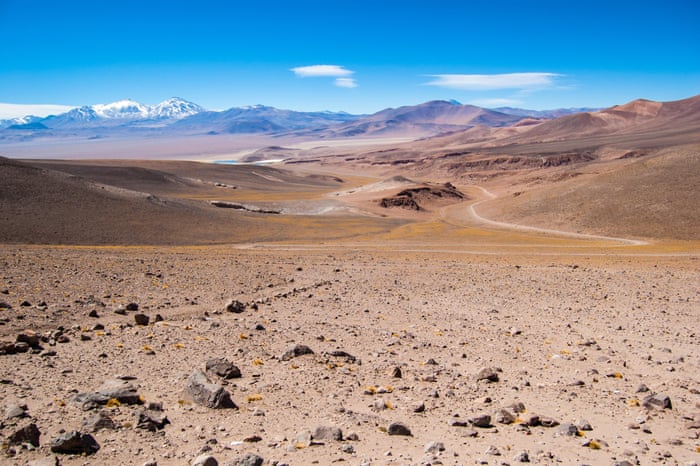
<box><xmin>0</xmin><ymin>115</ymin><xmax>43</xmax><ymax>129</ymax></box>
<box><xmin>90</xmin><ymin>97</ymin><xmax>203</xmax><ymax>120</ymax></box>
<box><xmin>92</xmin><ymin>99</ymin><xmax>151</xmax><ymax>119</ymax></box>
<box><xmin>151</xmin><ymin>97</ymin><xmax>204</xmax><ymax>119</ymax></box>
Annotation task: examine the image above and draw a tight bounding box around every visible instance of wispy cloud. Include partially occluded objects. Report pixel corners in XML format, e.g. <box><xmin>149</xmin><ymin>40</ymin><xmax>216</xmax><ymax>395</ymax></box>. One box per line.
<box><xmin>291</xmin><ymin>65</ymin><xmax>354</xmax><ymax>78</ymax></box>
<box><xmin>334</xmin><ymin>77</ymin><xmax>357</xmax><ymax>88</ymax></box>
<box><xmin>0</xmin><ymin>103</ymin><xmax>76</xmax><ymax>119</ymax></box>
<box><xmin>291</xmin><ymin>64</ymin><xmax>358</xmax><ymax>88</ymax></box>
<box><xmin>424</xmin><ymin>73</ymin><xmax>561</xmax><ymax>91</ymax></box>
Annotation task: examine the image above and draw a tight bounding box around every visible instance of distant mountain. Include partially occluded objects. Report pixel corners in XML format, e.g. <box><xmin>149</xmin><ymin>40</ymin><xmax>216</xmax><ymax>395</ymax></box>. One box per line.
<box><xmin>39</xmin><ymin>97</ymin><xmax>204</xmax><ymax>129</ymax></box>
<box><xmin>492</xmin><ymin>107</ymin><xmax>600</xmax><ymax>119</ymax></box>
<box><xmin>0</xmin><ymin>115</ymin><xmax>43</xmax><ymax>129</ymax></box>
<box><xmin>296</xmin><ymin>100</ymin><xmax>523</xmax><ymax>138</ymax></box>
<box><xmin>170</xmin><ymin>104</ymin><xmax>360</xmax><ymax>134</ymax></box>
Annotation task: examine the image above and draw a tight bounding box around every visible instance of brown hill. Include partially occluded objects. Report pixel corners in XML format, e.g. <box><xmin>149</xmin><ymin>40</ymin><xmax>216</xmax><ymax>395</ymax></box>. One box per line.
<box><xmin>299</xmin><ymin>100</ymin><xmax>522</xmax><ymax>138</ymax></box>
<box><xmin>0</xmin><ymin>158</ymin><xmax>403</xmax><ymax>245</ymax></box>
<box><xmin>477</xmin><ymin>145</ymin><xmax>700</xmax><ymax>240</ymax></box>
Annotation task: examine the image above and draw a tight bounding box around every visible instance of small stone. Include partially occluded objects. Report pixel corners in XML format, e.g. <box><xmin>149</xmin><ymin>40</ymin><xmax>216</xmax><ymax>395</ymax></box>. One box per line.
<box><xmin>387</xmin><ymin>422</ymin><xmax>412</xmax><ymax>436</ymax></box>
<box><xmin>294</xmin><ymin>430</ymin><xmax>312</xmax><ymax>447</ymax></box>
<box><xmin>17</xmin><ymin>331</ymin><xmax>41</xmax><ymax>348</ymax></box>
<box><xmin>555</xmin><ymin>423</ymin><xmax>579</xmax><ymax>436</ymax></box>
<box><xmin>126</xmin><ymin>302</ymin><xmax>139</xmax><ymax>311</ymax></box>
<box><xmin>81</xmin><ymin>411</ymin><xmax>117</xmax><ymax>432</ymax></box>
<box><xmin>7</xmin><ymin>422</ymin><xmax>41</xmax><ymax>447</ymax></box>
<box><xmin>577</xmin><ymin>419</ymin><xmax>593</xmax><ymax>431</ymax></box>
<box><xmin>313</xmin><ymin>425</ymin><xmax>343</xmax><ymax>441</ymax></box>
<box><xmin>413</xmin><ymin>402</ymin><xmax>426</xmax><ymax>413</ymax></box>
<box><xmin>643</xmin><ymin>393</ymin><xmax>672</xmax><ymax>410</ymax></box>
<box><xmin>390</xmin><ymin>366</ymin><xmax>402</xmax><ymax>378</ymax></box>
<box><xmin>540</xmin><ymin>416</ymin><xmax>560</xmax><ymax>428</ymax></box>
<box><xmin>136</xmin><ymin>409</ymin><xmax>170</xmax><ymax>431</ymax></box>
<box><xmin>205</xmin><ymin>358</ymin><xmax>242</xmax><ymax>379</ymax></box>
<box><xmin>191</xmin><ymin>454</ymin><xmax>218</xmax><ymax>466</ymax></box>
<box><xmin>636</xmin><ymin>383</ymin><xmax>650</xmax><ymax>393</ymax></box>
<box><xmin>495</xmin><ymin>408</ymin><xmax>516</xmax><ymax>424</ymax></box>
<box><xmin>281</xmin><ymin>344</ymin><xmax>314</xmax><ymax>361</ymax></box>
<box><xmin>425</xmin><ymin>441</ymin><xmax>445</xmax><ymax>453</ymax></box>
<box><xmin>114</xmin><ymin>307</ymin><xmax>127</xmax><ymax>315</ymax></box>
<box><xmin>184</xmin><ymin>370</ymin><xmax>237</xmax><ymax>409</ymax></box>
<box><xmin>476</xmin><ymin>367</ymin><xmax>500</xmax><ymax>382</ymax></box>
<box><xmin>88</xmin><ymin>309</ymin><xmax>99</xmax><ymax>318</ymax></box>
<box><xmin>5</xmin><ymin>402</ymin><xmax>29</xmax><ymax>420</ymax></box>
<box><xmin>513</xmin><ymin>450</ymin><xmax>530</xmax><ymax>462</ymax></box>
<box><xmin>469</xmin><ymin>414</ymin><xmax>492</xmax><ymax>428</ymax></box>
<box><xmin>485</xmin><ymin>445</ymin><xmax>501</xmax><ymax>456</ymax></box>
<box><xmin>134</xmin><ymin>314</ymin><xmax>150</xmax><ymax>326</ymax></box>
<box><xmin>226</xmin><ymin>453</ymin><xmax>264</xmax><ymax>466</ymax></box>
<box><xmin>341</xmin><ymin>444</ymin><xmax>355</xmax><ymax>453</ymax></box>
<box><xmin>225</xmin><ymin>300</ymin><xmax>246</xmax><ymax>313</ymax></box>
<box><xmin>50</xmin><ymin>431</ymin><xmax>100</xmax><ymax>455</ymax></box>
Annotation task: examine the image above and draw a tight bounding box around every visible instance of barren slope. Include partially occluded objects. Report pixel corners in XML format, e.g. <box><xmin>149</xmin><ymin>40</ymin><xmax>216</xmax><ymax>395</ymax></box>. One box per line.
<box><xmin>478</xmin><ymin>145</ymin><xmax>700</xmax><ymax>240</ymax></box>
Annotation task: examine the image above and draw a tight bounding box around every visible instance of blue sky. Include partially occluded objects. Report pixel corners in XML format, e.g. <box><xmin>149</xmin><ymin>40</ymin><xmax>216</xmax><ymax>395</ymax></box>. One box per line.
<box><xmin>1</xmin><ymin>0</ymin><xmax>699</xmax><ymax>118</ymax></box>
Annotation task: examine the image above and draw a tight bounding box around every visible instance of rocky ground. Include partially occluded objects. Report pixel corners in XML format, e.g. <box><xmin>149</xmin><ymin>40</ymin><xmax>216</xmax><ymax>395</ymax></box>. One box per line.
<box><xmin>0</xmin><ymin>245</ymin><xmax>698</xmax><ymax>465</ymax></box>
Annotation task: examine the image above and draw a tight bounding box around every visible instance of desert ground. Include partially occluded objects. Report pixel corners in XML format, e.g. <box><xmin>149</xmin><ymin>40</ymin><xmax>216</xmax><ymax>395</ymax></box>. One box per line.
<box><xmin>1</xmin><ymin>101</ymin><xmax>699</xmax><ymax>465</ymax></box>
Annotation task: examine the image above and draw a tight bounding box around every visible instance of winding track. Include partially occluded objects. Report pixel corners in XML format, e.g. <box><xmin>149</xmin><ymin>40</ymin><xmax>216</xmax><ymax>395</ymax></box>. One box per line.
<box><xmin>441</xmin><ymin>185</ymin><xmax>650</xmax><ymax>247</ymax></box>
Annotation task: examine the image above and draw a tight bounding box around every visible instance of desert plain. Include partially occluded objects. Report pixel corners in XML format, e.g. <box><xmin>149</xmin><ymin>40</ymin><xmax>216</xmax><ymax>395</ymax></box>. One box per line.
<box><xmin>1</xmin><ymin>97</ymin><xmax>699</xmax><ymax>466</ymax></box>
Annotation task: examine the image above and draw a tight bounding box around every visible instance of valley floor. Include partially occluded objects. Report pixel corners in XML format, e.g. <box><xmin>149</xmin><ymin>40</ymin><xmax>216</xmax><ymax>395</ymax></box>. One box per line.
<box><xmin>1</xmin><ymin>244</ymin><xmax>698</xmax><ymax>465</ymax></box>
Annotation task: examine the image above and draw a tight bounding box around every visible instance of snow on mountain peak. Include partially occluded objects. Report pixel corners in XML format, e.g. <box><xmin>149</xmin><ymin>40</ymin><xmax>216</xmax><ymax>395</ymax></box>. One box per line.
<box><xmin>151</xmin><ymin>97</ymin><xmax>204</xmax><ymax>119</ymax></box>
<box><xmin>93</xmin><ymin>99</ymin><xmax>150</xmax><ymax>119</ymax></box>
<box><xmin>84</xmin><ymin>98</ymin><xmax>204</xmax><ymax>120</ymax></box>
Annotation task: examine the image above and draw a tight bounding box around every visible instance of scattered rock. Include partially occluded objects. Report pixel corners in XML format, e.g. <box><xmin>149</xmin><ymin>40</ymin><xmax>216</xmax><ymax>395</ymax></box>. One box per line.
<box><xmin>50</xmin><ymin>431</ymin><xmax>100</xmax><ymax>455</ymax></box>
<box><xmin>7</xmin><ymin>422</ymin><xmax>41</xmax><ymax>447</ymax></box>
<box><xmin>390</xmin><ymin>366</ymin><xmax>402</xmax><ymax>378</ymax></box>
<box><xmin>5</xmin><ymin>402</ymin><xmax>29</xmax><ymax>420</ymax></box>
<box><xmin>313</xmin><ymin>425</ymin><xmax>343</xmax><ymax>441</ymax></box>
<box><xmin>387</xmin><ymin>422</ymin><xmax>412</xmax><ymax>436</ymax></box>
<box><xmin>476</xmin><ymin>367</ymin><xmax>500</xmax><ymax>382</ymax></box>
<box><xmin>136</xmin><ymin>409</ymin><xmax>170</xmax><ymax>431</ymax></box>
<box><xmin>577</xmin><ymin>419</ymin><xmax>593</xmax><ymax>431</ymax></box>
<box><xmin>281</xmin><ymin>344</ymin><xmax>314</xmax><ymax>361</ymax></box>
<box><xmin>294</xmin><ymin>430</ymin><xmax>312</xmax><ymax>447</ymax></box>
<box><xmin>495</xmin><ymin>408</ymin><xmax>517</xmax><ymax>424</ymax></box>
<box><xmin>470</xmin><ymin>414</ymin><xmax>492</xmax><ymax>428</ymax></box>
<box><xmin>425</xmin><ymin>441</ymin><xmax>445</xmax><ymax>453</ymax></box>
<box><xmin>225</xmin><ymin>300</ymin><xmax>246</xmax><ymax>313</ymax></box>
<box><xmin>185</xmin><ymin>370</ymin><xmax>237</xmax><ymax>409</ymax></box>
<box><xmin>71</xmin><ymin>378</ymin><xmax>143</xmax><ymax>410</ymax></box>
<box><xmin>513</xmin><ymin>450</ymin><xmax>530</xmax><ymax>462</ymax></box>
<box><xmin>224</xmin><ymin>453</ymin><xmax>264</xmax><ymax>466</ymax></box>
<box><xmin>126</xmin><ymin>302</ymin><xmax>139</xmax><ymax>311</ymax></box>
<box><xmin>555</xmin><ymin>423</ymin><xmax>580</xmax><ymax>436</ymax></box>
<box><xmin>191</xmin><ymin>454</ymin><xmax>218</xmax><ymax>466</ymax></box>
<box><xmin>205</xmin><ymin>358</ymin><xmax>242</xmax><ymax>379</ymax></box>
<box><xmin>643</xmin><ymin>393</ymin><xmax>672</xmax><ymax>410</ymax></box>
<box><xmin>81</xmin><ymin>410</ymin><xmax>117</xmax><ymax>432</ymax></box>
<box><xmin>540</xmin><ymin>416</ymin><xmax>560</xmax><ymax>428</ymax></box>
<box><xmin>134</xmin><ymin>313</ymin><xmax>150</xmax><ymax>326</ymax></box>
<box><xmin>413</xmin><ymin>402</ymin><xmax>426</xmax><ymax>413</ymax></box>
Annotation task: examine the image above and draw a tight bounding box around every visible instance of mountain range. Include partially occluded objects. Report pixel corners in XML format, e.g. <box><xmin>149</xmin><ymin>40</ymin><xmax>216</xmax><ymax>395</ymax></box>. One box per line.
<box><xmin>0</xmin><ymin>97</ymin><xmax>595</xmax><ymax>138</ymax></box>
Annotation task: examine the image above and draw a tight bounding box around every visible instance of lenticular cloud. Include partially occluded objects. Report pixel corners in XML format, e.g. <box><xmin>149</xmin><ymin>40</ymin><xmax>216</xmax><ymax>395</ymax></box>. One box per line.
<box><xmin>424</xmin><ymin>73</ymin><xmax>561</xmax><ymax>91</ymax></box>
<box><xmin>291</xmin><ymin>65</ymin><xmax>354</xmax><ymax>78</ymax></box>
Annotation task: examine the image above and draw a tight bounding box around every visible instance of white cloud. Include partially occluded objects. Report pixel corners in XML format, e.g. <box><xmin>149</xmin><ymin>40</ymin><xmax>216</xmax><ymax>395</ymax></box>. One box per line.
<box><xmin>334</xmin><ymin>78</ymin><xmax>357</xmax><ymax>88</ymax></box>
<box><xmin>291</xmin><ymin>65</ymin><xmax>354</xmax><ymax>78</ymax></box>
<box><xmin>0</xmin><ymin>103</ymin><xmax>76</xmax><ymax>119</ymax></box>
<box><xmin>424</xmin><ymin>73</ymin><xmax>561</xmax><ymax>91</ymax></box>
